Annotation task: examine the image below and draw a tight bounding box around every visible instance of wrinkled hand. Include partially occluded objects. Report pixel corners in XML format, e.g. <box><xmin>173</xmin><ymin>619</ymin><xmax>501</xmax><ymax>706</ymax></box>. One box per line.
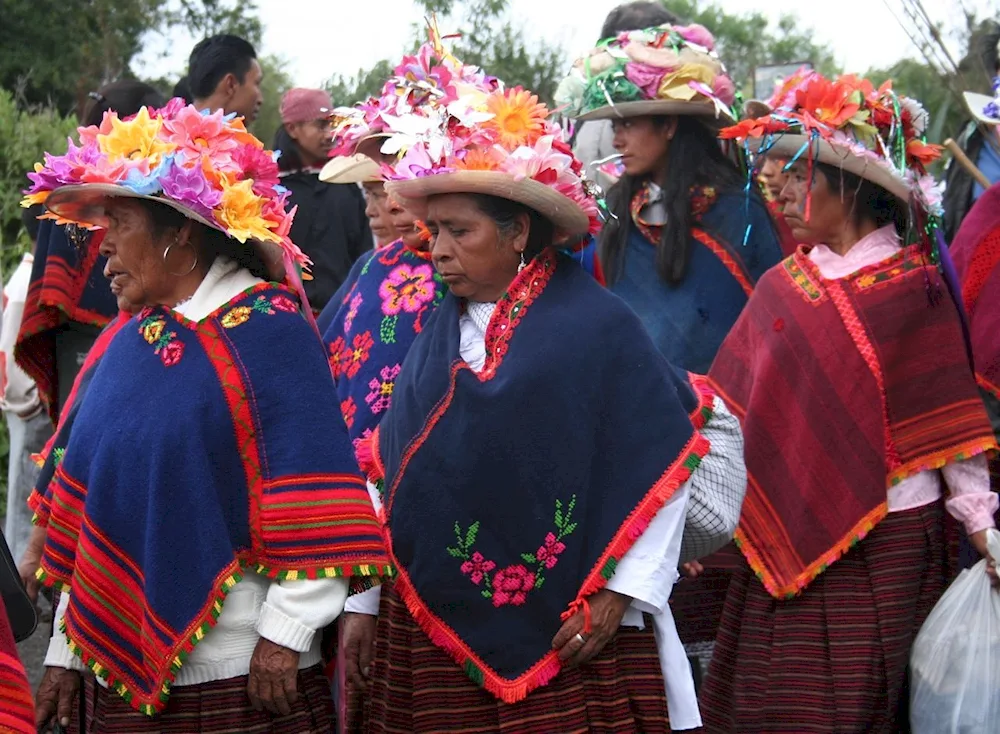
<box><xmin>19</xmin><ymin>526</ymin><xmax>46</xmax><ymax>605</ymax></box>
<box><xmin>680</xmin><ymin>560</ymin><xmax>705</xmax><ymax>579</ymax></box>
<box><xmin>343</xmin><ymin>613</ymin><xmax>378</xmax><ymax>725</ymax></box>
<box><xmin>969</xmin><ymin>529</ymin><xmax>999</xmax><ymax>588</ymax></box>
<box><xmin>35</xmin><ymin>666</ymin><xmax>80</xmax><ymax>731</ymax></box>
<box><xmin>551</xmin><ymin>589</ymin><xmax>631</xmax><ymax>668</ymax></box>
<box><xmin>247</xmin><ymin>638</ymin><xmax>300</xmax><ymax>716</ymax></box>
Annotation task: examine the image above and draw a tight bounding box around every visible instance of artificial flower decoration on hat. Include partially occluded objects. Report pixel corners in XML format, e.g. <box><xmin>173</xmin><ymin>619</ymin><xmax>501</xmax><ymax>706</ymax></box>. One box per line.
<box><xmin>962</xmin><ymin>75</ymin><xmax>1000</xmax><ymax>127</ymax></box>
<box><xmin>555</xmin><ymin>23</ymin><xmax>736</xmax><ymax>123</ymax></box>
<box><xmin>720</xmin><ymin>71</ymin><xmax>943</xmax><ymax>218</ymax></box>
<box><xmin>21</xmin><ymin>101</ymin><xmax>308</xmax><ymax>272</ymax></box>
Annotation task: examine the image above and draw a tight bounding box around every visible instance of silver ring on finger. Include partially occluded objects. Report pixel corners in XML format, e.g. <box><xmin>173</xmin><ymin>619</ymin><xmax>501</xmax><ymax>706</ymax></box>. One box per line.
<box><xmin>573</xmin><ymin>632</ymin><xmax>587</xmax><ymax>645</ymax></box>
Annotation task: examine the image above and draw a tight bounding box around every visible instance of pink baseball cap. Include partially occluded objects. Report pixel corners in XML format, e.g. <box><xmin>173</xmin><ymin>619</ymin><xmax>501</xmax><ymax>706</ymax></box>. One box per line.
<box><xmin>280</xmin><ymin>88</ymin><xmax>333</xmax><ymax>124</ymax></box>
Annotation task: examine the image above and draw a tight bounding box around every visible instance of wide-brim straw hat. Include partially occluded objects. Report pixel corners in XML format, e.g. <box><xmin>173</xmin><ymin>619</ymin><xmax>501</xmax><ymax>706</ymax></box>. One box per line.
<box><xmin>319</xmin><ymin>154</ymin><xmax>381</xmax><ymax>184</ymax></box>
<box><xmin>385</xmin><ymin>171</ymin><xmax>591</xmax><ymax>236</ymax></box>
<box><xmin>578</xmin><ymin>99</ymin><xmax>734</xmax><ymax>124</ymax></box>
<box><xmin>963</xmin><ymin>91</ymin><xmax>1000</xmax><ymax>126</ymax></box>
<box><xmin>44</xmin><ymin>183</ymin><xmax>286</xmax><ymax>281</ymax></box>
<box><xmin>749</xmin><ymin>134</ymin><xmax>911</xmax><ymax>202</ymax></box>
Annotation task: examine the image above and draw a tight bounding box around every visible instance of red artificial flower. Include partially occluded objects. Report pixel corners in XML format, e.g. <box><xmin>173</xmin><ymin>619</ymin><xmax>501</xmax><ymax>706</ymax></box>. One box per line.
<box><xmin>906</xmin><ymin>139</ymin><xmax>943</xmax><ymax>166</ymax></box>
<box><xmin>719</xmin><ymin>115</ymin><xmax>789</xmax><ymax>141</ymax></box>
<box><xmin>795</xmin><ymin>76</ymin><xmax>861</xmax><ymax>130</ymax></box>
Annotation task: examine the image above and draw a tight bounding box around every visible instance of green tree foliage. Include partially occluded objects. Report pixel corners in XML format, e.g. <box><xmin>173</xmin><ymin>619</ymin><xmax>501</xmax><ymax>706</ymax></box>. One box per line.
<box><xmin>0</xmin><ymin>89</ymin><xmax>77</xmax><ymax>272</ymax></box>
<box><xmin>164</xmin><ymin>0</ymin><xmax>263</xmax><ymax>46</ymax></box>
<box><xmin>661</xmin><ymin>0</ymin><xmax>838</xmax><ymax>94</ymax></box>
<box><xmin>325</xmin><ymin>0</ymin><xmax>566</xmax><ymax>107</ymax></box>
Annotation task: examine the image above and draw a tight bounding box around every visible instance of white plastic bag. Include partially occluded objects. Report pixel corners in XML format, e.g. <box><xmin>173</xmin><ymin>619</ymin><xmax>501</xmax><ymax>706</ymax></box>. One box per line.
<box><xmin>910</xmin><ymin>528</ymin><xmax>1000</xmax><ymax>733</ymax></box>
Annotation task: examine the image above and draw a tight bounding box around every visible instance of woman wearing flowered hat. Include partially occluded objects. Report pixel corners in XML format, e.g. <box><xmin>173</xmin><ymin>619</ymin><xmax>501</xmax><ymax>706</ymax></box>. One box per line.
<box><xmin>700</xmin><ymin>72</ymin><xmax>998</xmax><ymax>731</ymax></box>
<box><xmin>23</xmin><ymin>101</ymin><xmax>390</xmax><ymax>732</ymax></box>
<box><xmin>329</xmin><ymin>42</ymin><xmax>748</xmax><ymax>731</ymax></box>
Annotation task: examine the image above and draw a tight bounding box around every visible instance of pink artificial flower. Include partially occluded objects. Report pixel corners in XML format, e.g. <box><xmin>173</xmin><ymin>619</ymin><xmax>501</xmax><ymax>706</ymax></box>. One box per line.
<box><xmin>162</xmin><ymin>107</ymin><xmax>240</xmax><ymax>168</ymax></box>
<box><xmin>460</xmin><ymin>552</ymin><xmax>496</xmax><ymax>585</ymax></box>
<box><xmin>675</xmin><ymin>23</ymin><xmax>715</xmax><ymax>51</ymax></box>
<box><xmin>159</xmin><ymin>162</ymin><xmax>223</xmax><ymax>221</ymax></box>
<box><xmin>232</xmin><ymin>145</ymin><xmax>280</xmax><ymax>196</ymax></box>
<box><xmin>491</xmin><ymin>565</ymin><xmax>536</xmax><ymax>607</ymax></box>
<box><xmin>712</xmin><ymin>75</ymin><xmax>736</xmax><ymax>106</ymax></box>
<box><xmin>625</xmin><ymin>62</ymin><xmax>666</xmax><ymax>100</ymax></box>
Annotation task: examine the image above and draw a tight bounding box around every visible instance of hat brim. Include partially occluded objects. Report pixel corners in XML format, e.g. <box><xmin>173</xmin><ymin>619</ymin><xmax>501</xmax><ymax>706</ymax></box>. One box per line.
<box><xmin>384</xmin><ymin>171</ymin><xmax>591</xmax><ymax>236</ymax></box>
<box><xmin>577</xmin><ymin>99</ymin><xmax>734</xmax><ymax>124</ymax></box>
<box><xmin>963</xmin><ymin>91</ymin><xmax>1000</xmax><ymax>126</ymax></box>
<box><xmin>749</xmin><ymin>134</ymin><xmax>912</xmax><ymax>202</ymax></box>
<box><xmin>319</xmin><ymin>154</ymin><xmax>382</xmax><ymax>184</ymax></box>
<box><xmin>44</xmin><ymin>184</ymin><xmax>286</xmax><ymax>281</ymax></box>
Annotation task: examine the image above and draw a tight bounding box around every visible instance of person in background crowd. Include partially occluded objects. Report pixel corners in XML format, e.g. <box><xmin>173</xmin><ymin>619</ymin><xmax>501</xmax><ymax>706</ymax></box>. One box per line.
<box><xmin>948</xmin><ymin>181</ymin><xmax>1000</xmax><ymax>530</ymax></box>
<box><xmin>15</xmin><ymin>81</ymin><xmax>165</xmax><ymax>426</ymax></box>
<box><xmin>276</xmin><ymin>88</ymin><xmax>371</xmax><ymax>312</ymax></box>
<box><xmin>559</xmin><ymin>22</ymin><xmax>780</xmax><ymax>686</ymax></box>
<box><xmin>570</xmin><ymin>1</ymin><xmax>680</xmax><ymax>184</ymax></box>
<box><xmin>171</xmin><ymin>75</ymin><xmax>193</xmax><ymax>104</ymax></box>
<box><xmin>1</xmin><ymin>208</ymin><xmax>51</xmax><ymax>568</ymax></box>
<box><xmin>187</xmin><ymin>33</ymin><xmax>263</xmax><ymax>123</ymax></box>
<box><xmin>943</xmin><ymin>20</ymin><xmax>1000</xmax><ymax>241</ymax></box>
<box><xmin>320</xmin><ymin>153</ymin><xmax>399</xmax><ymax>248</ymax></box>
<box><xmin>25</xmin><ymin>100</ymin><xmax>389</xmax><ymax>733</ymax></box>
<box><xmin>758</xmin><ymin>156</ymin><xmax>788</xmax><ymax>202</ymax></box>
<box><xmin>702</xmin><ymin>72</ymin><xmax>998</xmax><ymax>733</ymax></box>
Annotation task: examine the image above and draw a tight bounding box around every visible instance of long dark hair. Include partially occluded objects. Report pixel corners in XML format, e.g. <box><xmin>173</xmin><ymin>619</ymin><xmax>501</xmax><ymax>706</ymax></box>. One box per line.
<box><xmin>814</xmin><ymin>163</ymin><xmax>908</xmax><ymax>238</ymax></box>
<box><xmin>599</xmin><ymin>116</ymin><xmax>742</xmax><ymax>284</ymax></box>
<box><xmin>82</xmin><ymin>80</ymin><xmax>166</xmax><ymax>127</ymax></box>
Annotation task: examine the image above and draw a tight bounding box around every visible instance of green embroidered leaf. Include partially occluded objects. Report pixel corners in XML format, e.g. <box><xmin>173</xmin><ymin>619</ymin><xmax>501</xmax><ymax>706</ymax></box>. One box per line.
<box><xmin>601</xmin><ymin>557</ymin><xmax>618</xmax><ymax>580</ymax></box>
<box><xmin>563</xmin><ymin>522</ymin><xmax>578</xmax><ymax>535</ymax></box>
<box><xmin>465</xmin><ymin>521</ymin><xmax>480</xmax><ymax>549</ymax></box>
<box><xmin>534</xmin><ymin>576</ymin><xmax>544</xmax><ymax>589</ymax></box>
<box><xmin>453</xmin><ymin>522</ymin><xmax>465</xmax><ymax>548</ymax></box>
<box><xmin>554</xmin><ymin>499</ymin><xmax>563</xmax><ymax>529</ymax></box>
<box><xmin>481</xmin><ymin>589</ymin><xmax>492</xmax><ymax>599</ymax></box>
<box><xmin>446</xmin><ymin>547</ymin><xmax>465</xmax><ymax>559</ymax></box>
<box><xmin>520</xmin><ymin>552</ymin><xmax>537</xmax><ymax>564</ymax></box>
<box><xmin>566</xmin><ymin>494</ymin><xmax>577</xmax><ymax>519</ymax></box>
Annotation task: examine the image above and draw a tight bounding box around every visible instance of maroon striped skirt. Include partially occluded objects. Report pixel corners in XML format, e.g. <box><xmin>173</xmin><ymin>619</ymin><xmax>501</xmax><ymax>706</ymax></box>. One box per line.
<box><xmin>76</xmin><ymin>664</ymin><xmax>334</xmax><ymax>733</ymax></box>
<box><xmin>699</xmin><ymin>502</ymin><xmax>953</xmax><ymax>733</ymax></box>
<box><xmin>362</xmin><ymin>584</ymin><xmax>669</xmax><ymax>733</ymax></box>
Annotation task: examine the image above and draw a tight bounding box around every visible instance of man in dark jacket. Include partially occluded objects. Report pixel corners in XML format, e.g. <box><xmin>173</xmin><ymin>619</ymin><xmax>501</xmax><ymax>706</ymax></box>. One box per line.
<box><xmin>276</xmin><ymin>88</ymin><xmax>372</xmax><ymax>313</ymax></box>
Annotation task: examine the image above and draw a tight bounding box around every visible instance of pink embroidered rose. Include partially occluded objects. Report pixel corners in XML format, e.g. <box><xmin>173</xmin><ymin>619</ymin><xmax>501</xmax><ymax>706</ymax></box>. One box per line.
<box><xmin>491</xmin><ymin>564</ymin><xmax>536</xmax><ymax>608</ymax></box>
<box><xmin>535</xmin><ymin>532</ymin><xmax>566</xmax><ymax>570</ymax></box>
<box><xmin>460</xmin><ymin>552</ymin><xmax>496</xmax><ymax>585</ymax></box>
<box><xmin>271</xmin><ymin>294</ymin><xmax>298</xmax><ymax>313</ymax></box>
<box><xmin>379</xmin><ymin>263</ymin><xmax>436</xmax><ymax>316</ymax></box>
<box><xmin>159</xmin><ymin>340</ymin><xmax>184</xmax><ymax>367</ymax></box>
<box><xmin>365</xmin><ymin>363</ymin><xmax>401</xmax><ymax>414</ymax></box>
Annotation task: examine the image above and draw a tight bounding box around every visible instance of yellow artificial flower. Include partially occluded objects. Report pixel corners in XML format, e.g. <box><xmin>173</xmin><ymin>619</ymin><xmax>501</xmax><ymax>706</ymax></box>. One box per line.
<box><xmin>656</xmin><ymin>64</ymin><xmax>716</xmax><ymax>102</ymax></box>
<box><xmin>484</xmin><ymin>88</ymin><xmax>548</xmax><ymax>150</ymax></box>
<box><xmin>20</xmin><ymin>190</ymin><xmax>50</xmax><ymax>207</ymax></box>
<box><xmin>97</xmin><ymin>107</ymin><xmax>176</xmax><ymax>166</ymax></box>
<box><xmin>215</xmin><ymin>178</ymin><xmax>277</xmax><ymax>243</ymax></box>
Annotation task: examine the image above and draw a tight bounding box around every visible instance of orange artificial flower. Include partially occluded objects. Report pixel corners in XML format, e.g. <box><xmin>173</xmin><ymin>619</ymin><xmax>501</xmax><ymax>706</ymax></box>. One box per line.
<box><xmin>719</xmin><ymin>115</ymin><xmax>788</xmax><ymax>141</ymax></box>
<box><xmin>907</xmin><ymin>139</ymin><xmax>943</xmax><ymax>166</ymax></box>
<box><xmin>483</xmin><ymin>87</ymin><xmax>548</xmax><ymax>150</ymax></box>
<box><xmin>795</xmin><ymin>76</ymin><xmax>861</xmax><ymax>130</ymax></box>
<box><xmin>454</xmin><ymin>146</ymin><xmax>505</xmax><ymax>171</ymax></box>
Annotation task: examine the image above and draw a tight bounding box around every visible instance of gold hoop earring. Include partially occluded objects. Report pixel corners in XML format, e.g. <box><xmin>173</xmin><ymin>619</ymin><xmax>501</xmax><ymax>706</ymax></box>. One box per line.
<box><xmin>163</xmin><ymin>240</ymin><xmax>198</xmax><ymax>277</ymax></box>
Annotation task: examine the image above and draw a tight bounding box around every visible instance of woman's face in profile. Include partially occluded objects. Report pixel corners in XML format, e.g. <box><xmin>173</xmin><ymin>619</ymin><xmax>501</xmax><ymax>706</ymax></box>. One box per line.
<box><xmin>610</xmin><ymin>115</ymin><xmax>675</xmax><ymax>178</ymax></box>
<box><xmin>98</xmin><ymin>200</ymin><xmax>190</xmax><ymax>308</ymax></box>
<box><xmin>425</xmin><ymin>193</ymin><xmax>525</xmax><ymax>303</ymax></box>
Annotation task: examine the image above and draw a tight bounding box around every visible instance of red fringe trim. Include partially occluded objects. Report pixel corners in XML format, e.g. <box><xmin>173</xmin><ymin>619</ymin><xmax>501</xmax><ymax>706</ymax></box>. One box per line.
<box><xmin>356</xmin><ymin>426</ymin><xmax>384</xmax><ymax>483</ymax></box>
<box><xmin>385</xmin><ymin>431</ymin><xmax>710</xmax><ymax>703</ymax></box>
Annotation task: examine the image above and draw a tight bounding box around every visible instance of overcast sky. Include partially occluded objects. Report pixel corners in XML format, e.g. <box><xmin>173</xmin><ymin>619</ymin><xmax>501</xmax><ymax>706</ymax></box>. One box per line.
<box><xmin>135</xmin><ymin>0</ymin><xmax>978</xmax><ymax>90</ymax></box>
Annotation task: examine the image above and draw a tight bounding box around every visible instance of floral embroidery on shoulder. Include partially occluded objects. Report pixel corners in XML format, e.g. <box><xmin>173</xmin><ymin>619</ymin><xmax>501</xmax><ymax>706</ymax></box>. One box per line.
<box><xmin>329</xmin><ymin>331</ymin><xmax>374</xmax><ymax>380</ymax></box>
<box><xmin>446</xmin><ymin>496</ymin><xmax>578</xmax><ymax>607</ymax></box>
<box><xmin>365</xmin><ymin>363</ymin><xmax>401</xmax><ymax>414</ymax></box>
<box><xmin>343</xmin><ymin>293</ymin><xmax>363</xmax><ymax>334</ymax></box>
<box><xmin>139</xmin><ymin>313</ymin><xmax>185</xmax><ymax>367</ymax></box>
<box><xmin>378</xmin><ymin>263</ymin><xmax>442</xmax><ymax>344</ymax></box>
<box><xmin>221</xmin><ymin>294</ymin><xmax>297</xmax><ymax>328</ymax></box>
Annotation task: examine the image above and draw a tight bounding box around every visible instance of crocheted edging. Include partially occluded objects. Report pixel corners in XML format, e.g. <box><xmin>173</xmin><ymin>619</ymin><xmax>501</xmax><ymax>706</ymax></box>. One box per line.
<box><xmin>687</xmin><ymin>373</ymin><xmax>716</xmax><ymax>430</ymax></box>
<box><xmin>386</xmin><ymin>431</ymin><xmax>710</xmax><ymax>704</ymax></box>
<box><xmin>887</xmin><ymin>436</ymin><xmax>997</xmax><ymax>487</ymax></box>
<box><xmin>734</xmin><ymin>498</ymin><xmax>889</xmax><ymax>600</ymax></box>
<box><xmin>53</xmin><ymin>554</ymin><xmax>393</xmax><ymax>716</ymax></box>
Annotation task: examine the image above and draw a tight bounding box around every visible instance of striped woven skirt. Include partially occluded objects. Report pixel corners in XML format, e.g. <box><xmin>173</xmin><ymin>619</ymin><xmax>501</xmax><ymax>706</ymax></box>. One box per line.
<box><xmin>699</xmin><ymin>502</ymin><xmax>953</xmax><ymax>734</ymax></box>
<box><xmin>362</xmin><ymin>584</ymin><xmax>670</xmax><ymax>733</ymax></box>
<box><xmin>76</xmin><ymin>664</ymin><xmax>334</xmax><ymax>733</ymax></box>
